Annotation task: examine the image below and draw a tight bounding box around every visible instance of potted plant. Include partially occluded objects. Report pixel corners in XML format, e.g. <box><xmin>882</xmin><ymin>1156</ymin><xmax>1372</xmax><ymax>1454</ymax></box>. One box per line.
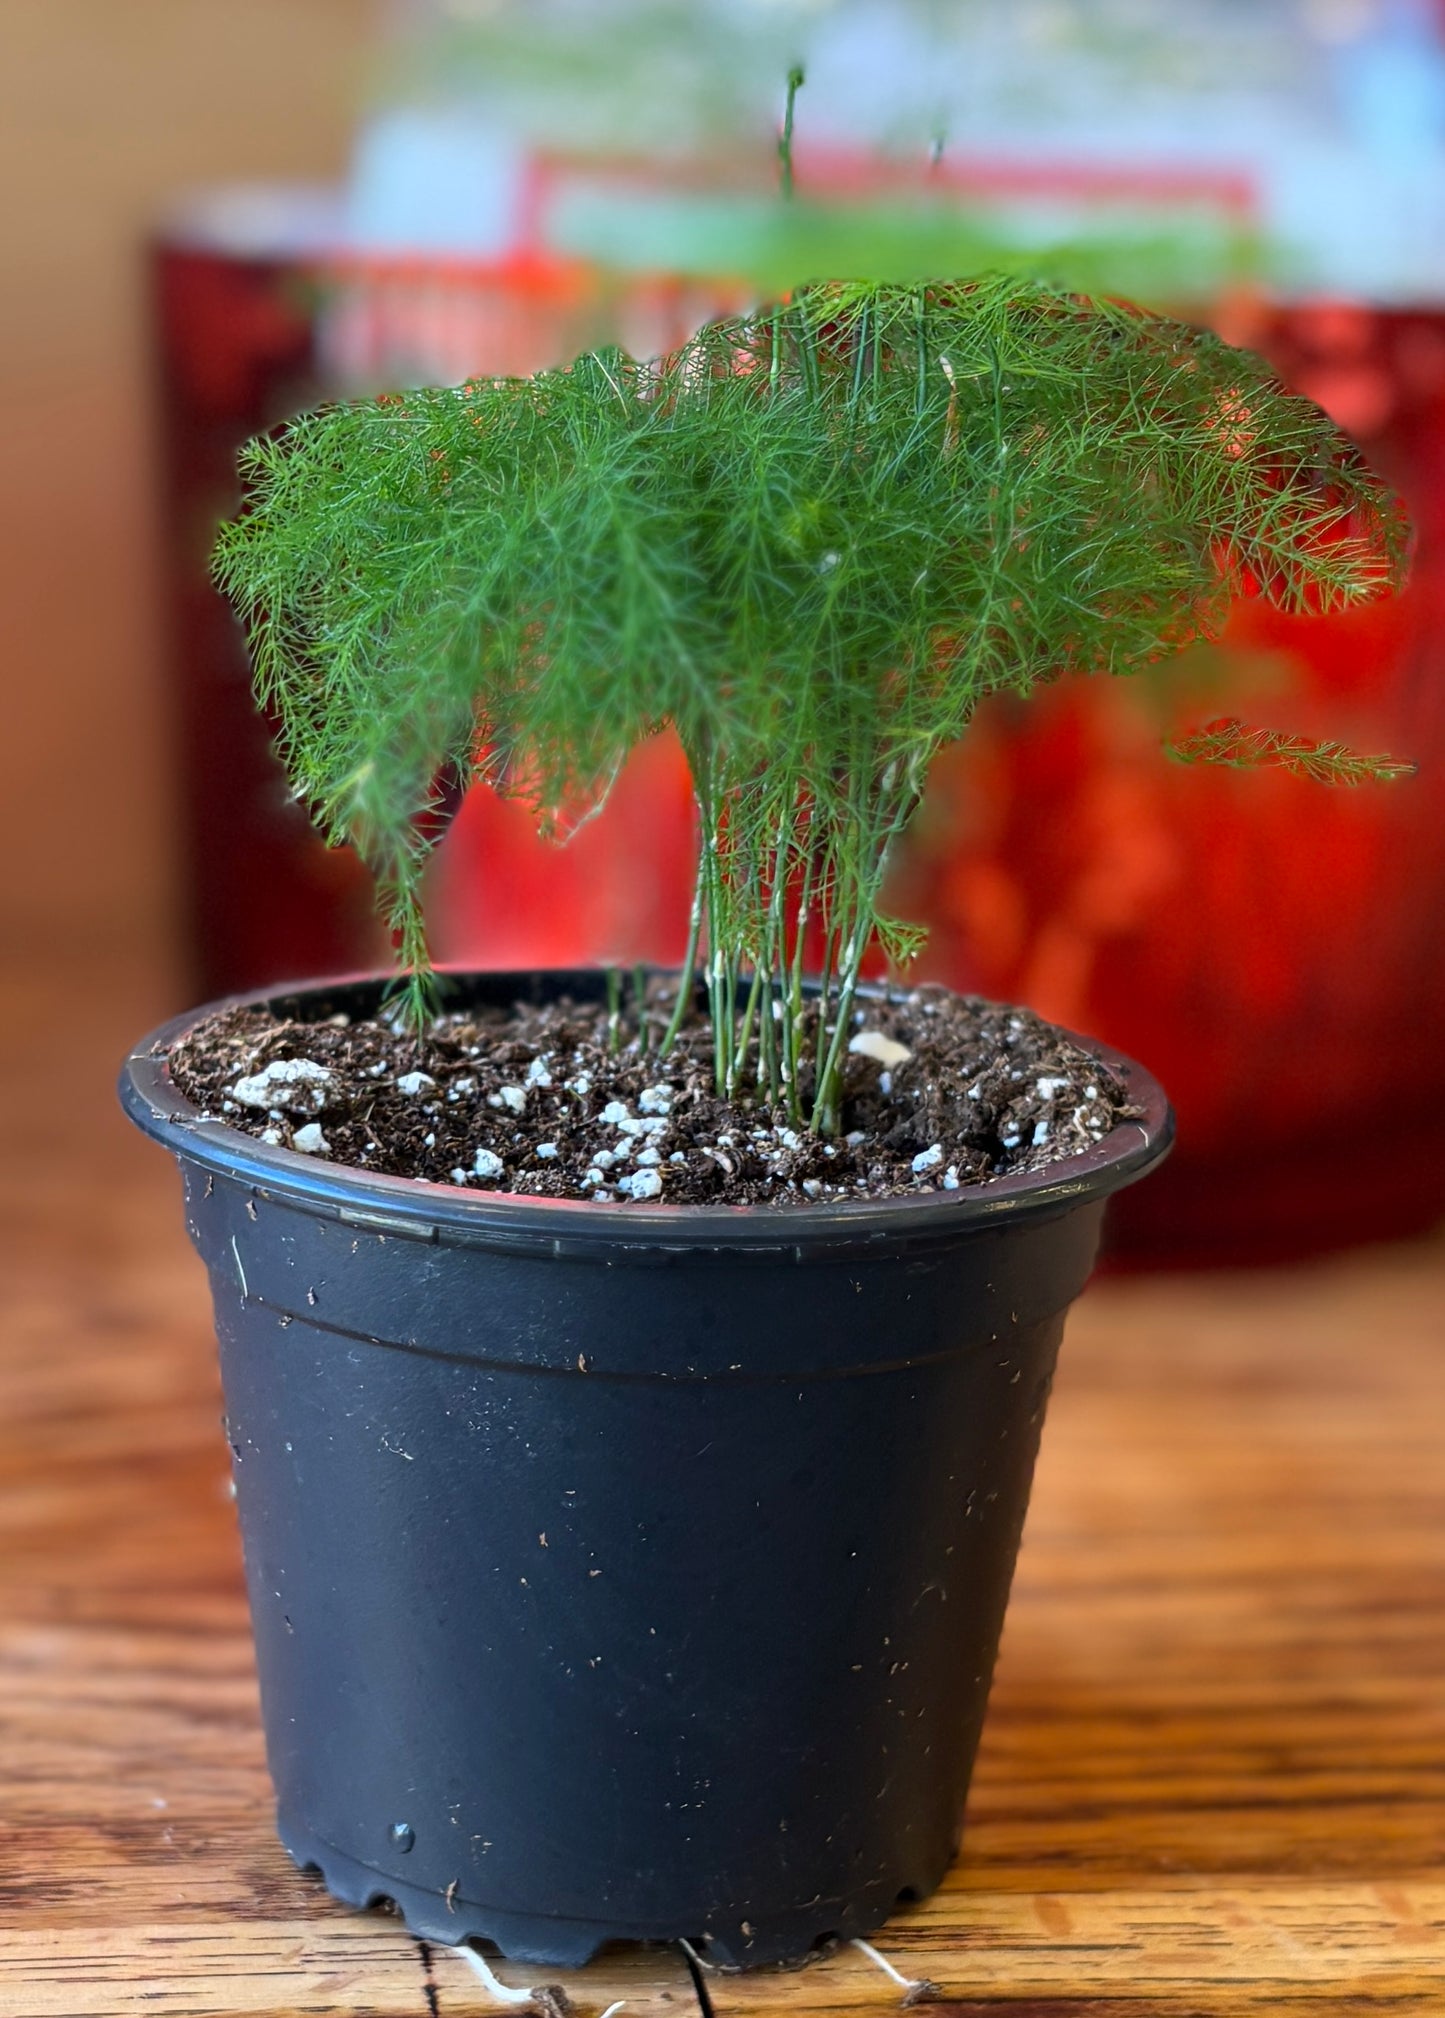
<box><xmin>121</xmin><ymin>269</ymin><xmax>1406</xmax><ymax>1971</ymax></box>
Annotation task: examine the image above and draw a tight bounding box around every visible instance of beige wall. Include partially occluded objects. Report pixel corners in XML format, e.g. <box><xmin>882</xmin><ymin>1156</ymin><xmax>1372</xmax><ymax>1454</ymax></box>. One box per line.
<box><xmin>0</xmin><ymin>0</ymin><xmax>378</xmax><ymax>969</ymax></box>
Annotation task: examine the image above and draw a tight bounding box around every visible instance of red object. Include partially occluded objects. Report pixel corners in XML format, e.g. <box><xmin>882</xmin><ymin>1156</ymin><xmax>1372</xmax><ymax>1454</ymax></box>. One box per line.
<box><xmin>892</xmin><ymin>304</ymin><xmax>1445</xmax><ymax>1262</ymax></box>
<box><xmin>428</xmin><ymin>733</ymin><xmax>696</xmax><ymax>973</ymax></box>
<box><xmin>152</xmin><ymin>243</ymin><xmax>379</xmax><ymax>997</ymax></box>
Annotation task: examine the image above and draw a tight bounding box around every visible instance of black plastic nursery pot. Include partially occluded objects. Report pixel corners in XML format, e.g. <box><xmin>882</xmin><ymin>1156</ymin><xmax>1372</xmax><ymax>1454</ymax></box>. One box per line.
<box><xmin>121</xmin><ymin>969</ymin><xmax>1172</xmax><ymax>1971</ymax></box>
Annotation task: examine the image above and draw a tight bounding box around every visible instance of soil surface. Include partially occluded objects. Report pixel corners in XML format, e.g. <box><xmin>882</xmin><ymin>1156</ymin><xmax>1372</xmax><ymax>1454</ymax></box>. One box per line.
<box><xmin>167</xmin><ymin>982</ymin><xmax>1136</xmax><ymax>1207</ymax></box>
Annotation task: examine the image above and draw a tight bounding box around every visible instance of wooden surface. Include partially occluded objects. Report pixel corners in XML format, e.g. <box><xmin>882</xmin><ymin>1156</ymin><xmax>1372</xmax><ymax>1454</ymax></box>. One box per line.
<box><xmin>3</xmin><ymin>955</ymin><xmax>1443</xmax><ymax>2017</ymax></box>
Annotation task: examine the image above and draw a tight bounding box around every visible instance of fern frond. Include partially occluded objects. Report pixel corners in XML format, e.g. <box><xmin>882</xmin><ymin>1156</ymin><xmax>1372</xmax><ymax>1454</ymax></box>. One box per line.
<box><xmin>1167</xmin><ymin>717</ymin><xmax>1416</xmax><ymax>785</ymax></box>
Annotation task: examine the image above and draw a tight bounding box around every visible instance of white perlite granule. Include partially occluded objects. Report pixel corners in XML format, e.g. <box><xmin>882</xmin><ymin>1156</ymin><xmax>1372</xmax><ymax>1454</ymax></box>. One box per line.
<box><xmin>230</xmin><ymin>1058</ymin><xmax>333</xmax><ymax>1114</ymax></box>
<box><xmin>848</xmin><ymin>1030</ymin><xmax>914</xmax><ymax>1068</ymax></box>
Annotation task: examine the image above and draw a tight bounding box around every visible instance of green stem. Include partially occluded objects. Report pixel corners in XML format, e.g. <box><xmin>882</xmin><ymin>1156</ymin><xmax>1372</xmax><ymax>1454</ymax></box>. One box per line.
<box><xmin>733</xmin><ymin>963</ymin><xmax>764</xmax><ymax>1098</ymax></box>
<box><xmin>807</xmin><ymin>895</ymin><xmax>863</xmax><ymax>1146</ymax></box>
<box><xmin>722</xmin><ymin>949</ymin><xmax>739</xmax><ymax>1096</ymax></box>
<box><xmin>758</xmin><ymin>970</ymin><xmax>780</xmax><ymax>1107</ymax></box>
<box><xmin>850</xmin><ymin>300</ymin><xmax>872</xmax><ymax>410</ymax></box>
<box><xmin>756</xmin><ymin>811</ymin><xmax>793</xmax><ymax>1106</ymax></box>
<box><xmin>778</xmin><ymin>66</ymin><xmax>805</xmax><ymax>202</ymax></box>
<box><xmin>701</xmin><ymin>834</ymin><xmax>731</xmax><ymax>1096</ymax></box>
<box><xmin>686</xmin><ymin>762</ymin><xmax>733</xmax><ymax>1100</ymax></box>
<box><xmin>782</xmin><ymin>834</ymin><xmax>816</xmax><ymax>1125</ymax></box>
<box><xmin>659</xmin><ymin>843</ymin><xmax>706</xmax><ymax>1058</ymax></box>
<box><xmin>813</xmin><ymin>921</ymin><xmax>839</xmax><ymax>1090</ymax></box>
<box><xmin>811</xmin><ymin>920</ymin><xmax>864</xmax><ymax>1137</ymax></box>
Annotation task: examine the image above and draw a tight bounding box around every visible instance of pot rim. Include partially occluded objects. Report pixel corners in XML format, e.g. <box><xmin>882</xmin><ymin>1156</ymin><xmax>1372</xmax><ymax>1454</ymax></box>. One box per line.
<box><xmin>120</xmin><ymin>966</ymin><xmax>1173</xmax><ymax>1256</ymax></box>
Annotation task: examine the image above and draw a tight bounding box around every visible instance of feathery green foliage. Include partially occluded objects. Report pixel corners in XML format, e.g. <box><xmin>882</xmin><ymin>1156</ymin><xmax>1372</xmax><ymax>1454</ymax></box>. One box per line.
<box><xmin>1166</xmin><ymin>716</ymin><xmax>1417</xmax><ymax>784</ymax></box>
<box><xmin>214</xmin><ymin>275</ymin><xmax>1407</xmax><ymax>1130</ymax></box>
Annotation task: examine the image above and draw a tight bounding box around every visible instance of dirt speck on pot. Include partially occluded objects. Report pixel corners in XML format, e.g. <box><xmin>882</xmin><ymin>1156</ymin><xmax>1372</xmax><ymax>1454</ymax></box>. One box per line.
<box><xmin>167</xmin><ymin>980</ymin><xmax>1137</xmax><ymax>1206</ymax></box>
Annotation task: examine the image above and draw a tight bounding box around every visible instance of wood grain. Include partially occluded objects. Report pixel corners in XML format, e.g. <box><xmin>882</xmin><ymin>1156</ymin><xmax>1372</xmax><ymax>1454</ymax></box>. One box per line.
<box><xmin>2</xmin><ymin>954</ymin><xmax>1442</xmax><ymax>2016</ymax></box>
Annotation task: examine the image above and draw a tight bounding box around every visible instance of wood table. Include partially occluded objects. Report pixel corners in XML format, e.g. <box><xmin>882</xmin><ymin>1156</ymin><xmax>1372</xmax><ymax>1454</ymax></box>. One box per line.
<box><xmin>3</xmin><ymin>955</ymin><xmax>1443</xmax><ymax>2017</ymax></box>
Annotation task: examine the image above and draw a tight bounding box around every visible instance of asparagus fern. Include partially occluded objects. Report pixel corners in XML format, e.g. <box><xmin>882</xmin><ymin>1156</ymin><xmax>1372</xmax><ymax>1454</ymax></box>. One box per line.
<box><xmin>214</xmin><ymin>275</ymin><xmax>1407</xmax><ymax>1131</ymax></box>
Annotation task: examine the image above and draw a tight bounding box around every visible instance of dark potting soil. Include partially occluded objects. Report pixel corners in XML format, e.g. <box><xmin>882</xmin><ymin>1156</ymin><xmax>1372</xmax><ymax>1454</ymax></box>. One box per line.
<box><xmin>167</xmin><ymin>982</ymin><xmax>1137</xmax><ymax>1207</ymax></box>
